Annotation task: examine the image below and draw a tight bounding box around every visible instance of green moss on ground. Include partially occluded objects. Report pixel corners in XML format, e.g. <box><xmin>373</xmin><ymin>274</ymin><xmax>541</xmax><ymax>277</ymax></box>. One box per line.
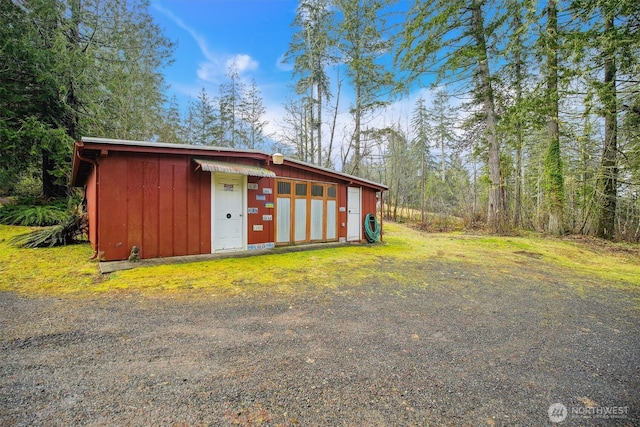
<box><xmin>0</xmin><ymin>222</ymin><xmax>637</xmax><ymax>297</ymax></box>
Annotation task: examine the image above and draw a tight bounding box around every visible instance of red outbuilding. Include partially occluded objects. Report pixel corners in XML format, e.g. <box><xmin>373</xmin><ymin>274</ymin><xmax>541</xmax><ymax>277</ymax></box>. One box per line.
<box><xmin>71</xmin><ymin>137</ymin><xmax>387</xmax><ymax>261</ymax></box>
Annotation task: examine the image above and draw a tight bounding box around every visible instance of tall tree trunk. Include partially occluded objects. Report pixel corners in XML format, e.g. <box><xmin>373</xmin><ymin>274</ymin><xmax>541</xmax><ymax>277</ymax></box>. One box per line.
<box><xmin>44</xmin><ymin>0</ymin><xmax>81</xmax><ymax>198</ymax></box>
<box><xmin>42</xmin><ymin>151</ymin><xmax>67</xmax><ymax>198</ymax></box>
<box><xmin>597</xmin><ymin>12</ymin><xmax>617</xmax><ymax>239</ymax></box>
<box><xmin>421</xmin><ymin>150</ymin><xmax>426</xmax><ymax>223</ymax></box>
<box><xmin>309</xmin><ymin>92</ymin><xmax>315</xmax><ymax>161</ymax></box>
<box><xmin>544</xmin><ymin>0</ymin><xmax>564</xmax><ymax>235</ymax></box>
<box><xmin>303</xmin><ymin>105</ymin><xmax>309</xmax><ymax>162</ymax></box>
<box><xmin>352</xmin><ymin>76</ymin><xmax>362</xmax><ymax>175</ymax></box>
<box><xmin>317</xmin><ymin>80</ymin><xmax>322</xmax><ymax>166</ymax></box>
<box><xmin>514</xmin><ymin>137</ymin><xmax>523</xmax><ymax>227</ymax></box>
<box><xmin>470</xmin><ymin>1</ymin><xmax>504</xmax><ymax>232</ymax></box>
<box><xmin>440</xmin><ymin>132</ymin><xmax>445</xmax><ymax>182</ymax></box>
<box><xmin>326</xmin><ymin>74</ymin><xmax>341</xmax><ymax>168</ymax></box>
<box><xmin>472</xmin><ymin>151</ymin><xmax>477</xmax><ymax>219</ymax></box>
<box><xmin>512</xmin><ymin>12</ymin><xmax>524</xmax><ymax>228</ymax></box>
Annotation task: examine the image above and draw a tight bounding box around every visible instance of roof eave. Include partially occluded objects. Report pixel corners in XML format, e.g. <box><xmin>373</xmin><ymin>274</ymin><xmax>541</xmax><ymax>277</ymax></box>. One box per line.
<box><xmin>73</xmin><ymin>137</ymin><xmax>388</xmax><ymax>191</ymax></box>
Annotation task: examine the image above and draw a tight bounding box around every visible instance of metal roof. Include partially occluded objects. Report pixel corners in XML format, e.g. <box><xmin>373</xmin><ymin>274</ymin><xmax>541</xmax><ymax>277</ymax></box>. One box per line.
<box><xmin>193</xmin><ymin>159</ymin><xmax>275</xmax><ymax>177</ymax></box>
<box><xmin>74</xmin><ymin>137</ymin><xmax>388</xmax><ymax>190</ymax></box>
<box><xmin>81</xmin><ymin>137</ymin><xmax>264</xmax><ymax>155</ymax></box>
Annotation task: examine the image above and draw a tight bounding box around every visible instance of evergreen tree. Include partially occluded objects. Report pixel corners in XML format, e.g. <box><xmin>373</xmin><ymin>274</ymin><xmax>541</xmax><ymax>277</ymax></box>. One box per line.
<box><xmin>333</xmin><ymin>0</ymin><xmax>394</xmax><ymax>175</ymax></box>
<box><xmin>219</xmin><ymin>66</ymin><xmax>247</xmax><ymax>148</ymax></box>
<box><xmin>0</xmin><ymin>0</ymin><xmax>71</xmax><ymax>196</ymax></box>
<box><xmin>427</xmin><ymin>90</ymin><xmax>457</xmax><ymax>183</ymax></box>
<box><xmin>189</xmin><ymin>89</ymin><xmax>218</xmax><ymax>146</ymax></box>
<box><xmin>241</xmin><ymin>79</ymin><xmax>269</xmax><ymax>150</ymax></box>
<box><xmin>1</xmin><ymin>0</ymin><xmax>174</xmax><ymax>196</ymax></box>
<box><xmin>497</xmin><ymin>0</ymin><xmax>537</xmax><ymax>228</ymax></box>
<box><xmin>543</xmin><ymin>0</ymin><xmax>565</xmax><ymax>235</ymax></box>
<box><xmin>411</xmin><ymin>97</ymin><xmax>434</xmax><ymax>222</ymax></box>
<box><xmin>399</xmin><ymin>0</ymin><xmax>507</xmax><ymax>231</ymax></box>
<box><xmin>286</xmin><ymin>0</ymin><xmax>334</xmax><ymax>165</ymax></box>
<box><xmin>156</xmin><ymin>95</ymin><xmax>184</xmax><ymax>144</ymax></box>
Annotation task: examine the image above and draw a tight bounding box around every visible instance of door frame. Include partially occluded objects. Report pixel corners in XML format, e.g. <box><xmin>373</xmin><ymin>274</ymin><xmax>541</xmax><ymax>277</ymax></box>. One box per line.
<box><xmin>274</xmin><ymin>178</ymin><xmax>339</xmax><ymax>245</ymax></box>
<box><xmin>347</xmin><ymin>186</ymin><xmax>362</xmax><ymax>242</ymax></box>
<box><xmin>211</xmin><ymin>172</ymin><xmax>247</xmax><ymax>252</ymax></box>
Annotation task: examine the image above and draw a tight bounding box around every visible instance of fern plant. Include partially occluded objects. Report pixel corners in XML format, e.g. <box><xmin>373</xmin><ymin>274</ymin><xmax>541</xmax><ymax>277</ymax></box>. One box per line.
<box><xmin>10</xmin><ymin>213</ymin><xmax>87</xmax><ymax>248</ymax></box>
<box><xmin>0</xmin><ymin>199</ymin><xmax>69</xmax><ymax>226</ymax></box>
<box><xmin>6</xmin><ymin>196</ymin><xmax>88</xmax><ymax>248</ymax></box>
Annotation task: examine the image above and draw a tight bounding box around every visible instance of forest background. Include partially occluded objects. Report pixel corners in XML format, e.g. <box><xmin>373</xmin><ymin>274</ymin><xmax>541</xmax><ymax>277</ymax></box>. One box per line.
<box><xmin>1</xmin><ymin>0</ymin><xmax>638</xmax><ymax>241</ymax></box>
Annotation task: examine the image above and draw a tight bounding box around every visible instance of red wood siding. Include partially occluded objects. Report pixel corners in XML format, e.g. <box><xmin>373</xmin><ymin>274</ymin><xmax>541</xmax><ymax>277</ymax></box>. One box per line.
<box><xmin>270</xmin><ymin>166</ymin><xmax>380</xmax><ymax>243</ymax></box>
<box><xmin>80</xmin><ymin>143</ymin><xmax>384</xmax><ymax>260</ymax></box>
<box><xmin>361</xmin><ymin>187</ymin><xmax>378</xmax><ymax>217</ymax></box>
<box><xmin>246</xmin><ymin>176</ymin><xmax>275</xmax><ymax>246</ymax></box>
<box><xmin>85</xmin><ymin>167</ymin><xmax>98</xmax><ymax>251</ymax></box>
<box><xmin>96</xmin><ymin>152</ymin><xmax>210</xmax><ymax>261</ymax></box>
<box><xmin>338</xmin><ymin>185</ymin><xmax>348</xmax><ymax>240</ymax></box>
<box><xmin>361</xmin><ymin>187</ymin><xmax>379</xmax><ymax>241</ymax></box>
<box><xmin>270</xmin><ymin>164</ymin><xmax>336</xmax><ymax>183</ymax></box>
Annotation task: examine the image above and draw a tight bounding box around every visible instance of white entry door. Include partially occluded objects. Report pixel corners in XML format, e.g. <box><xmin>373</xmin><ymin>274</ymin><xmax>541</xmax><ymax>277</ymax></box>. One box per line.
<box><xmin>347</xmin><ymin>187</ymin><xmax>361</xmax><ymax>241</ymax></box>
<box><xmin>213</xmin><ymin>173</ymin><xmax>245</xmax><ymax>252</ymax></box>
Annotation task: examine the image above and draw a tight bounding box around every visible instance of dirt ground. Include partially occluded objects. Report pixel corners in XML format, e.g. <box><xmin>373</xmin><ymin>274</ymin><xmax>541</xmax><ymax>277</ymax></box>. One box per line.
<box><xmin>1</xmin><ymin>258</ymin><xmax>638</xmax><ymax>426</ymax></box>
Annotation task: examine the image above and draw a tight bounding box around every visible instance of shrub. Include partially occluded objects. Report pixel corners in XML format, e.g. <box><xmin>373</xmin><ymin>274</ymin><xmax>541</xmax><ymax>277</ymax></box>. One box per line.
<box><xmin>9</xmin><ymin>212</ymin><xmax>87</xmax><ymax>248</ymax></box>
<box><xmin>14</xmin><ymin>174</ymin><xmax>43</xmax><ymax>198</ymax></box>
<box><xmin>3</xmin><ymin>194</ymin><xmax>88</xmax><ymax>248</ymax></box>
<box><xmin>0</xmin><ymin>199</ymin><xmax>69</xmax><ymax>226</ymax></box>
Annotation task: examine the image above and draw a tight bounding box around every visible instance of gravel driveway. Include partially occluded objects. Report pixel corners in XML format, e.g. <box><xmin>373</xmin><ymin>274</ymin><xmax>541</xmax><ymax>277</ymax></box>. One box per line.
<box><xmin>1</xmin><ymin>258</ymin><xmax>638</xmax><ymax>426</ymax></box>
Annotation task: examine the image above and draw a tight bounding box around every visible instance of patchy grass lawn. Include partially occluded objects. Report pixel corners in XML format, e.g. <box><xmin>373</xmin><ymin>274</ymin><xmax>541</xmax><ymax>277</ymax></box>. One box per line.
<box><xmin>0</xmin><ymin>223</ymin><xmax>638</xmax><ymax>297</ymax></box>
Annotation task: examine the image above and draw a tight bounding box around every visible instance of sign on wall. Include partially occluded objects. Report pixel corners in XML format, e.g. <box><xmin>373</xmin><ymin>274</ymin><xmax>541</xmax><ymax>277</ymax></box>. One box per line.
<box><xmin>248</xmin><ymin>242</ymin><xmax>275</xmax><ymax>250</ymax></box>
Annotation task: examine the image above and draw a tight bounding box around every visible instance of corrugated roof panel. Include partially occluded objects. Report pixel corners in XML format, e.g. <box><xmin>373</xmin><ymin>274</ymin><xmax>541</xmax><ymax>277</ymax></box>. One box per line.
<box><xmin>194</xmin><ymin>159</ymin><xmax>275</xmax><ymax>178</ymax></box>
<box><xmin>75</xmin><ymin>138</ymin><xmax>387</xmax><ymax>190</ymax></box>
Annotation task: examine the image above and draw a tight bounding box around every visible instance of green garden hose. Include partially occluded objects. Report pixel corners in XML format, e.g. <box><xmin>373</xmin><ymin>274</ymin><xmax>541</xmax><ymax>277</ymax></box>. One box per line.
<box><xmin>364</xmin><ymin>213</ymin><xmax>381</xmax><ymax>243</ymax></box>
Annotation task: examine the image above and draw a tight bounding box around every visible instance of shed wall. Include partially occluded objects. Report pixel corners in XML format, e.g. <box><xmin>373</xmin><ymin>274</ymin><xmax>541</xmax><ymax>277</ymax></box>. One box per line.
<box><xmin>266</xmin><ymin>165</ymin><xmax>379</xmax><ymax>243</ymax></box>
<box><xmin>361</xmin><ymin>187</ymin><xmax>379</xmax><ymax>218</ymax></box>
<box><xmin>246</xmin><ymin>176</ymin><xmax>275</xmax><ymax>247</ymax></box>
<box><xmin>97</xmin><ymin>152</ymin><xmax>211</xmax><ymax>261</ymax></box>
<box><xmin>347</xmin><ymin>186</ymin><xmax>379</xmax><ymax>242</ymax></box>
<box><xmin>86</xmin><ymin>150</ymin><xmax>381</xmax><ymax>261</ymax></box>
<box><xmin>85</xmin><ymin>166</ymin><xmax>98</xmax><ymax>251</ymax></box>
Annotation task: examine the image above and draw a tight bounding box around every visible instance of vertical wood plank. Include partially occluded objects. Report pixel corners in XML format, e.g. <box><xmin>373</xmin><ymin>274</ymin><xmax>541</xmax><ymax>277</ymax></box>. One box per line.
<box><xmin>142</xmin><ymin>160</ymin><xmax>160</xmax><ymax>258</ymax></box>
<box><xmin>158</xmin><ymin>162</ymin><xmax>174</xmax><ymax>257</ymax></box>
<box><xmin>173</xmin><ymin>164</ymin><xmax>188</xmax><ymax>256</ymax></box>
<box><xmin>127</xmin><ymin>158</ymin><xmax>144</xmax><ymax>252</ymax></box>
<box><xmin>200</xmin><ymin>171</ymin><xmax>211</xmax><ymax>254</ymax></box>
<box><xmin>338</xmin><ymin>184</ymin><xmax>347</xmax><ymax>240</ymax></box>
<box><xmin>186</xmin><ymin>170</ymin><xmax>201</xmax><ymax>255</ymax></box>
<box><xmin>86</xmin><ymin>169</ymin><xmax>97</xmax><ymax>251</ymax></box>
<box><xmin>99</xmin><ymin>155</ymin><xmax>129</xmax><ymax>261</ymax></box>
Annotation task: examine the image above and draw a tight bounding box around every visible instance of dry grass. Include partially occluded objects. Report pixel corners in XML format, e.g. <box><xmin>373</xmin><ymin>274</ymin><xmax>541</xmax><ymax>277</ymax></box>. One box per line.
<box><xmin>0</xmin><ymin>223</ymin><xmax>638</xmax><ymax>298</ymax></box>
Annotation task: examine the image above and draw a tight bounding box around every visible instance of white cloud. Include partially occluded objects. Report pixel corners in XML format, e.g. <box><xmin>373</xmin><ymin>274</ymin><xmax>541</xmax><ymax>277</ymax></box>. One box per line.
<box><xmin>226</xmin><ymin>54</ymin><xmax>259</xmax><ymax>74</ymax></box>
<box><xmin>276</xmin><ymin>53</ymin><xmax>294</xmax><ymax>72</ymax></box>
<box><xmin>153</xmin><ymin>4</ymin><xmax>216</xmax><ymax>62</ymax></box>
<box><xmin>196</xmin><ymin>62</ymin><xmax>219</xmax><ymax>82</ymax></box>
<box><xmin>154</xmin><ymin>4</ymin><xmax>258</xmax><ymax>84</ymax></box>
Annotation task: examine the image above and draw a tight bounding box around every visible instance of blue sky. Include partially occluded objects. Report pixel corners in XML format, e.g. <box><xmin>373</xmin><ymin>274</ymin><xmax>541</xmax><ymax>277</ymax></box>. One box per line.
<box><xmin>151</xmin><ymin>1</ymin><xmax>299</xmax><ymax>113</ymax></box>
<box><xmin>150</xmin><ymin>0</ymin><xmax>427</xmax><ymax>152</ymax></box>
